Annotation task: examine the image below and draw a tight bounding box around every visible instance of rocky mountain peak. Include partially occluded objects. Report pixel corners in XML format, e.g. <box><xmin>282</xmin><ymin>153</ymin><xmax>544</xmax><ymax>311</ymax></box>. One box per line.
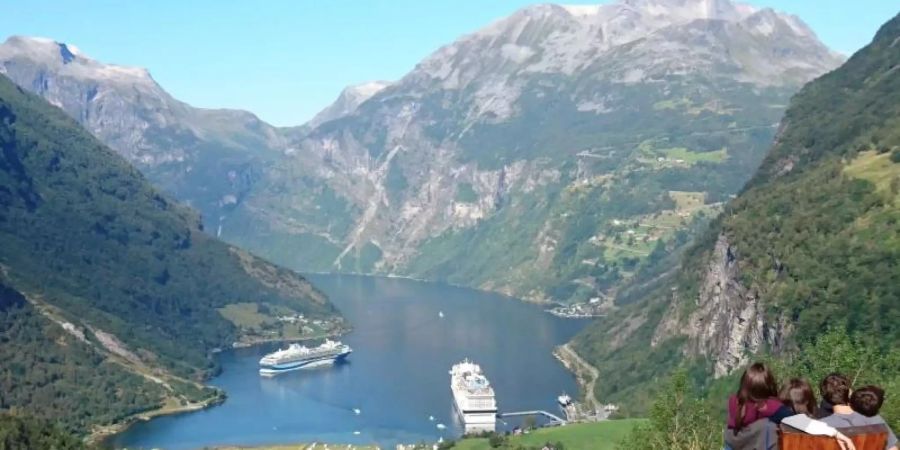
<box><xmin>621</xmin><ymin>0</ymin><xmax>756</xmax><ymax>21</ymax></box>
<box><xmin>306</xmin><ymin>80</ymin><xmax>391</xmax><ymax>128</ymax></box>
<box><xmin>0</xmin><ymin>35</ymin><xmax>154</xmax><ymax>86</ymax></box>
<box><xmin>406</xmin><ymin>0</ymin><xmax>837</xmax><ymax>92</ymax></box>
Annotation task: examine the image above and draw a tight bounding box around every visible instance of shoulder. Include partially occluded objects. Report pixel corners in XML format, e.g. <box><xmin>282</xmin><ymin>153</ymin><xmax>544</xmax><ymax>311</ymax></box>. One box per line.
<box><xmin>867</xmin><ymin>414</ymin><xmax>889</xmax><ymax>425</ymax></box>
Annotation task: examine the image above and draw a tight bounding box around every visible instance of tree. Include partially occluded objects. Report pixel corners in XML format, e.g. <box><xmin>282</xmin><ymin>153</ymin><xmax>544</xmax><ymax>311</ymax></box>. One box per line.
<box><xmin>890</xmin><ymin>149</ymin><xmax>900</xmax><ymax>163</ymax></box>
<box><xmin>616</xmin><ymin>371</ymin><xmax>721</xmax><ymax>450</ymax></box>
<box><xmin>523</xmin><ymin>415</ymin><xmax>537</xmax><ymax>430</ymax></box>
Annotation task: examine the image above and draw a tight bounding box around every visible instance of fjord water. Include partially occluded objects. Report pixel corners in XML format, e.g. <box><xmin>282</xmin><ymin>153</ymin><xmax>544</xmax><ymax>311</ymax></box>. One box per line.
<box><xmin>112</xmin><ymin>274</ymin><xmax>588</xmax><ymax>449</ymax></box>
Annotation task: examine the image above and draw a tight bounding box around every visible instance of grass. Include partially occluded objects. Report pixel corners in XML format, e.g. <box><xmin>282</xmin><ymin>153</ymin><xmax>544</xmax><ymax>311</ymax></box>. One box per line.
<box><xmin>452</xmin><ymin>420</ymin><xmax>644</xmax><ymax>450</ymax></box>
<box><xmin>597</xmin><ymin>191</ymin><xmax>716</xmax><ymax>263</ymax></box>
<box><xmin>219</xmin><ymin>302</ymin><xmax>273</xmax><ymax>329</ymax></box>
<box><xmin>668</xmin><ymin>191</ymin><xmax>706</xmax><ymax>210</ymax></box>
<box><xmin>660</xmin><ymin>147</ymin><xmax>728</xmax><ymax>164</ymax></box>
<box><xmin>844</xmin><ymin>150</ymin><xmax>900</xmax><ymax>195</ymax></box>
<box><xmin>218</xmin><ymin>302</ymin><xmax>332</xmax><ymax>343</ymax></box>
<box><xmin>652</xmin><ymin>97</ymin><xmax>692</xmax><ymax>111</ymax></box>
<box><xmin>212</xmin><ymin>445</ymin><xmax>379</xmax><ymax>450</ymax></box>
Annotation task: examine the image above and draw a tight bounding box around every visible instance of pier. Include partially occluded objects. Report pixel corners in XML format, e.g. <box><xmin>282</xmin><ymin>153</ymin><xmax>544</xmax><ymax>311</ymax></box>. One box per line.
<box><xmin>497</xmin><ymin>410</ymin><xmax>567</xmax><ymax>425</ymax></box>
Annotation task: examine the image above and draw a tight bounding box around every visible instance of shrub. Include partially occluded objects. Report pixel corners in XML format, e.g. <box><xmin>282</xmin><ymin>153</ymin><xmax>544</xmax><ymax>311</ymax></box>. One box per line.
<box><xmin>890</xmin><ymin>149</ymin><xmax>900</xmax><ymax>163</ymax></box>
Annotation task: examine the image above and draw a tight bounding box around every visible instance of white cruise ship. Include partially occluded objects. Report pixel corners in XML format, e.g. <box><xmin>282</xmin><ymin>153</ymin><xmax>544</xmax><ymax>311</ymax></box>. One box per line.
<box><xmin>450</xmin><ymin>359</ymin><xmax>497</xmax><ymax>433</ymax></box>
<box><xmin>258</xmin><ymin>339</ymin><xmax>351</xmax><ymax>376</ymax></box>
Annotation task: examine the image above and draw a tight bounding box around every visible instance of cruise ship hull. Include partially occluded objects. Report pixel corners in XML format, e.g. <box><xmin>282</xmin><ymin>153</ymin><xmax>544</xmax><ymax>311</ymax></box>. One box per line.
<box><xmin>452</xmin><ymin>395</ymin><xmax>497</xmax><ymax>434</ymax></box>
<box><xmin>259</xmin><ymin>349</ymin><xmax>351</xmax><ymax>376</ymax></box>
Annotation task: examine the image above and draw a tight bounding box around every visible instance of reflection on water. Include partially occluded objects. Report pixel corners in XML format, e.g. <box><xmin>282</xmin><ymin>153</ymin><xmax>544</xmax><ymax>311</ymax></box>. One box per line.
<box><xmin>112</xmin><ymin>274</ymin><xmax>588</xmax><ymax>449</ymax></box>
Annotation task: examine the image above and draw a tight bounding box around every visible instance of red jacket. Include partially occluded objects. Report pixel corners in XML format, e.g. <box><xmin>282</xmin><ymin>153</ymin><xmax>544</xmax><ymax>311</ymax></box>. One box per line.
<box><xmin>727</xmin><ymin>395</ymin><xmax>788</xmax><ymax>429</ymax></box>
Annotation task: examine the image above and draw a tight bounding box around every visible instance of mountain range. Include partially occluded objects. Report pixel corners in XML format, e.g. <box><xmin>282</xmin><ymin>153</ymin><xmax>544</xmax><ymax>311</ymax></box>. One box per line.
<box><xmin>0</xmin><ymin>0</ymin><xmax>844</xmax><ymax>307</ymax></box>
<box><xmin>0</xmin><ymin>0</ymin><xmax>896</xmax><ymax>442</ymax></box>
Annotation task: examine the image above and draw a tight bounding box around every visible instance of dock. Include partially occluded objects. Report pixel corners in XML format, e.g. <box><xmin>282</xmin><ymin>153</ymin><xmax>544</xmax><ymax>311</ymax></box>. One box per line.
<box><xmin>497</xmin><ymin>410</ymin><xmax>567</xmax><ymax>425</ymax></box>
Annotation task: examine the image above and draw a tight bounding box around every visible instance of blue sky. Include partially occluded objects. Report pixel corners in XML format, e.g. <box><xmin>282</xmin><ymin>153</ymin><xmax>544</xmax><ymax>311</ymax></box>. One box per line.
<box><xmin>1</xmin><ymin>1</ymin><xmax>896</xmax><ymax>126</ymax></box>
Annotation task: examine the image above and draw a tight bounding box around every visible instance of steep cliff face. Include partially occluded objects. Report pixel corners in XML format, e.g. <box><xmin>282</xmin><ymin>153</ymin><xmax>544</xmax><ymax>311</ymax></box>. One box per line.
<box><xmin>574</xmin><ymin>12</ymin><xmax>900</xmax><ymax>411</ymax></box>
<box><xmin>652</xmin><ymin>234</ymin><xmax>788</xmax><ymax>377</ymax></box>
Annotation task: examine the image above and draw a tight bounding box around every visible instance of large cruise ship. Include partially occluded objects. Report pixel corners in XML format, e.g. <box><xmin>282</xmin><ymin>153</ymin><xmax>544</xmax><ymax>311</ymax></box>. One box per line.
<box><xmin>258</xmin><ymin>339</ymin><xmax>352</xmax><ymax>376</ymax></box>
<box><xmin>450</xmin><ymin>359</ymin><xmax>497</xmax><ymax>433</ymax></box>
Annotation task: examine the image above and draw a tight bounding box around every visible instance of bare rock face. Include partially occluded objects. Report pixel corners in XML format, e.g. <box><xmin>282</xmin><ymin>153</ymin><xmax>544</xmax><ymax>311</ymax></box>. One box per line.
<box><xmin>653</xmin><ymin>234</ymin><xmax>787</xmax><ymax>377</ymax></box>
<box><xmin>307</xmin><ymin>81</ymin><xmax>391</xmax><ymax>128</ymax></box>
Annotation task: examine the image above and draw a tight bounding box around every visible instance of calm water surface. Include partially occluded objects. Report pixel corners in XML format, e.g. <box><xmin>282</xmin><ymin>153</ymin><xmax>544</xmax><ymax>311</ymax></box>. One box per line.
<box><xmin>112</xmin><ymin>274</ymin><xmax>588</xmax><ymax>449</ymax></box>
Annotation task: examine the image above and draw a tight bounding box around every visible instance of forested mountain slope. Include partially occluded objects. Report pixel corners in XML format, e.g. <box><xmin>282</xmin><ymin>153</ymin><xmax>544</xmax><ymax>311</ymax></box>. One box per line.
<box><xmin>0</xmin><ymin>74</ymin><xmax>340</xmax><ymax>431</ymax></box>
<box><xmin>574</xmin><ymin>11</ymin><xmax>900</xmax><ymax>413</ymax></box>
<box><xmin>0</xmin><ymin>414</ymin><xmax>90</xmax><ymax>449</ymax></box>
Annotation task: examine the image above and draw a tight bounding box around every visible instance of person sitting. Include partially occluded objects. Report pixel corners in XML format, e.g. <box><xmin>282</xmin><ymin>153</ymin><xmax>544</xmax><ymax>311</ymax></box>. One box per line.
<box><xmin>818</xmin><ymin>374</ymin><xmax>839</xmax><ymax>418</ymax></box>
<box><xmin>778</xmin><ymin>377</ymin><xmax>856</xmax><ymax>449</ymax></box>
<box><xmin>726</xmin><ymin>363</ymin><xmax>793</xmax><ymax>450</ymax></box>
<box><xmin>851</xmin><ymin>386</ymin><xmax>886</xmax><ymax>418</ymax></box>
<box><xmin>780</xmin><ymin>377</ymin><xmax>819</xmax><ymax>417</ymax></box>
<box><xmin>818</xmin><ymin>374</ymin><xmax>898</xmax><ymax>450</ymax></box>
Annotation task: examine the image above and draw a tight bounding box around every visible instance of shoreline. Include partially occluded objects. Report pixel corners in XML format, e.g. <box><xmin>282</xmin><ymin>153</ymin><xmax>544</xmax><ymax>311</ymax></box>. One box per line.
<box><xmin>554</xmin><ymin>343</ymin><xmax>600</xmax><ymax>411</ymax></box>
<box><xmin>89</xmin><ymin>393</ymin><xmax>226</xmax><ymax>446</ymax></box>
<box><xmin>302</xmin><ymin>270</ymin><xmax>560</xmax><ymax>307</ymax></box>
<box><xmin>93</xmin><ymin>328</ymin><xmax>351</xmax><ymax>446</ymax></box>
<box><xmin>227</xmin><ymin>327</ymin><xmax>349</xmax><ymax>350</ymax></box>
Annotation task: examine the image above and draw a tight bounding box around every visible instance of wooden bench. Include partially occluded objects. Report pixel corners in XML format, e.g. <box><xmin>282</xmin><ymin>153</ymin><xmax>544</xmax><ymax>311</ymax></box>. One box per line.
<box><xmin>780</xmin><ymin>424</ymin><xmax>888</xmax><ymax>450</ymax></box>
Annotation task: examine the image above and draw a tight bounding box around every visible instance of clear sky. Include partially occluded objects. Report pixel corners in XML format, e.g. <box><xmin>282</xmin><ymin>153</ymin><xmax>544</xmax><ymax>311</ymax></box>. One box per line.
<box><xmin>1</xmin><ymin>1</ymin><xmax>896</xmax><ymax>126</ymax></box>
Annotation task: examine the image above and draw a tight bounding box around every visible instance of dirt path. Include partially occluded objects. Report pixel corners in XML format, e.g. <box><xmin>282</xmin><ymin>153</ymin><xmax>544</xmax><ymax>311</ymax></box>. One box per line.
<box><xmin>555</xmin><ymin>343</ymin><xmax>600</xmax><ymax>409</ymax></box>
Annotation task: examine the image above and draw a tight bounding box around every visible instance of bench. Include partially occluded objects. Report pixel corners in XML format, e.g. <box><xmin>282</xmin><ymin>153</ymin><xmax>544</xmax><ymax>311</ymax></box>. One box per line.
<box><xmin>780</xmin><ymin>424</ymin><xmax>888</xmax><ymax>450</ymax></box>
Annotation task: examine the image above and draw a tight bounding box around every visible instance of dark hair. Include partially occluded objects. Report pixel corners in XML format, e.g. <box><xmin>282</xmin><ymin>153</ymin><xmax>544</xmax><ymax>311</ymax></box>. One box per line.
<box><xmin>780</xmin><ymin>378</ymin><xmax>818</xmax><ymax>417</ymax></box>
<box><xmin>820</xmin><ymin>373</ymin><xmax>851</xmax><ymax>406</ymax></box>
<box><xmin>735</xmin><ymin>362</ymin><xmax>779</xmax><ymax>434</ymax></box>
<box><xmin>851</xmin><ymin>385</ymin><xmax>885</xmax><ymax>417</ymax></box>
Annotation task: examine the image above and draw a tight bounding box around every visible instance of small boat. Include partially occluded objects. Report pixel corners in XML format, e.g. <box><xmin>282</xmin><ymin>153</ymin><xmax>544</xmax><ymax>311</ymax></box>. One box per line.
<box><xmin>436</xmin><ymin>423</ymin><xmax>446</xmax><ymax>430</ymax></box>
<box><xmin>558</xmin><ymin>393</ymin><xmax>573</xmax><ymax>407</ymax></box>
<box><xmin>429</xmin><ymin>415</ymin><xmax>435</xmax><ymax>421</ymax></box>
<box><xmin>353</xmin><ymin>408</ymin><xmax>361</xmax><ymax>415</ymax></box>
<box><xmin>438</xmin><ymin>311</ymin><xmax>445</xmax><ymax>318</ymax></box>
<box><xmin>353</xmin><ymin>431</ymin><xmax>361</xmax><ymax>435</ymax></box>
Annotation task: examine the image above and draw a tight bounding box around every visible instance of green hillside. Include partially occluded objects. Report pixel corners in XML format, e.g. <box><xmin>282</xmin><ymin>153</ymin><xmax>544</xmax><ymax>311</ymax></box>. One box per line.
<box><xmin>0</xmin><ymin>414</ymin><xmax>90</xmax><ymax>450</ymax></box>
<box><xmin>0</xmin><ymin>74</ymin><xmax>341</xmax><ymax>432</ymax></box>
<box><xmin>451</xmin><ymin>420</ymin><xmax>641</xmax><ymax>450</ymax></box>
<box><xmin>573</xmin><ymin>12</ymin><xmax>900</xmax><ymax>413</ymax></box>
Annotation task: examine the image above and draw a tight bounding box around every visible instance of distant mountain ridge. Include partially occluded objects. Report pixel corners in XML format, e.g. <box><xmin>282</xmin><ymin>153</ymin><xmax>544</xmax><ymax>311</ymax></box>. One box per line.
<box><xmin>0</xmin><ymin>35</ymin><xmax>286</xmax><ymax>225</ymax></box>
<box><xmin>307</xmin><ymin>80</ymin><xmax>391</xmax><ymax>128</ymax></box>
<box><xmin>0</xmin><ymin>0</ymin><xmax>844</xmax><ymax>307</ymax></box>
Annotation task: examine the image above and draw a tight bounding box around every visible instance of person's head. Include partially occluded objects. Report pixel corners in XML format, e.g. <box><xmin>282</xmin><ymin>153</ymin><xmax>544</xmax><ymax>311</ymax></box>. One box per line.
<box><xmin>779</xmin><ymin>378</ymin><xmax>818</xmax><ymax>417</ymax></box>
<box><xmin>820</xmin><ymin>373</ymin><xmax>852</xmax><ymax>406</ymax></box>
<box><xmin>850</xmin><ymin>385</ymin><xmax>885</xmax><ymax>417</ymax></box>
<box><xmin>734</xmin><ymin>362</ymin><xmax>779</xmax><ymax>432</ymax></box>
